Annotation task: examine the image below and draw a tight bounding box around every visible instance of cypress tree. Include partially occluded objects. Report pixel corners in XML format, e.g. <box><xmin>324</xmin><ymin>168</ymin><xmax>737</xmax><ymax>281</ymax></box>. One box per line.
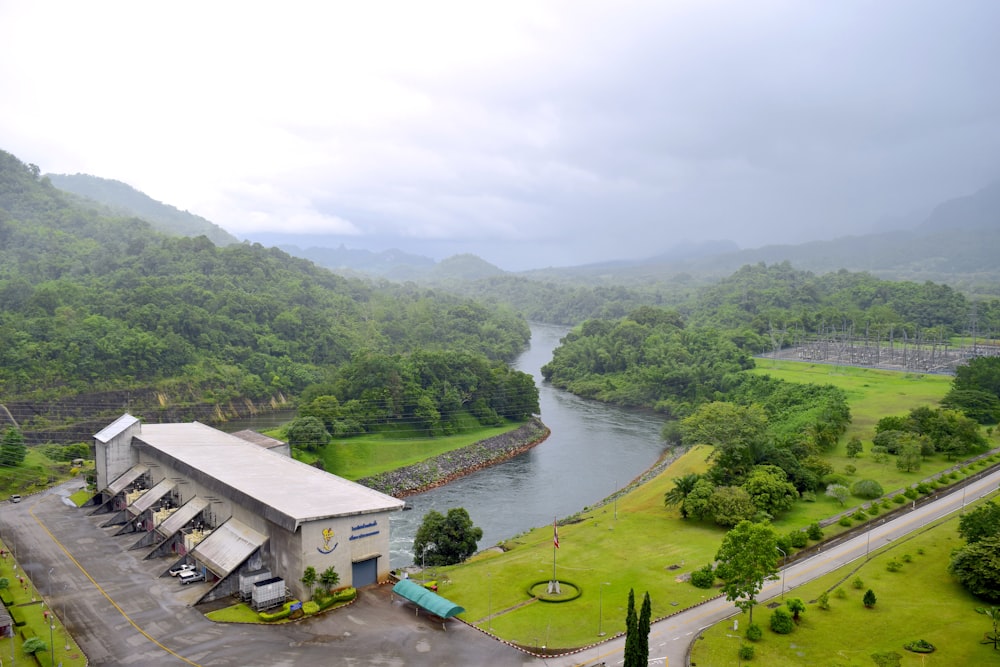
<box><xmin>624</xmin><ymin>588</ymin><xmax>638</xmax><ymax>666</ymax></box>
<box><xmin>638</xmin><ymin>591</ymin><xmax>652</xmax><ymax>665</ymax></box>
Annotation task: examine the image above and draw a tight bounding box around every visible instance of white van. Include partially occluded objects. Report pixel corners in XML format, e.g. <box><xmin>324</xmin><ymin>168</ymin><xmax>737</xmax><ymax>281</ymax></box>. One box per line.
<box><xmin>178</xmin><ymin>570</ymin><xmax>205</xmax><ymax>585</ymax></box>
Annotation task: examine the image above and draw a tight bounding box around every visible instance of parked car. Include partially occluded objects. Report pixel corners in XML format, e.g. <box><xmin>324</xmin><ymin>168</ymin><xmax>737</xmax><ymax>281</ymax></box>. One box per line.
<box><xmin>9</xmin><ymin>495</ymin><xmax>20</xmax><ymax>503</ymax></box>
<box><xmin>178</xmin><ymin>570</ymin><xmax>205</xmax><ymax>585</ymax></box>
<box><xmin>168</xmin><ymin>562</ymin><xmax>195</xmax><ymax>576</ymax></box>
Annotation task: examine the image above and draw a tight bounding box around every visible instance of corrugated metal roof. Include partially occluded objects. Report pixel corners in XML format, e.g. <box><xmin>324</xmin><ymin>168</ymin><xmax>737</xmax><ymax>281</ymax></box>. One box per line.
<box><xmin>392</xmin><ymin>579</ymin><xmax>465</xmax><ymax>619</ymax></box>
<box><xmin>134</xmin><ymin>422</ymin><xmax>405</xmax><ymax>532</ymax></box>
<box><xmin>192</xmin><ymin>518</ymin><xmax>267</xmax><ymax>577</ymax></box>
<box><xmin>94</xmin><ymin>413</ymin><xmax>139</xmax><ymax>443</ymax></box>
<box><xmin>128</xmin><ymin>478</ymin><xmax>175</xmax><ymax>514</ymax></box>
<box><xmin>156</xmin><ymin>497</ymin><xmax>209</xmax><ymax>537</ymax></box>
<box><xmin>106</xmin><ymin>464</ymin><xmax>149</xmax><ymax>495</ymax></box>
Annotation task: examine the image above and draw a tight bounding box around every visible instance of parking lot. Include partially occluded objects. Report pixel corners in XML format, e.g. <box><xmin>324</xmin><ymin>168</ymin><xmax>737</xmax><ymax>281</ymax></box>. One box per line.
<box><xmin>2</xmin><ymin>480</ymin><xmax>544</xmax><ymax>666</ymax></box>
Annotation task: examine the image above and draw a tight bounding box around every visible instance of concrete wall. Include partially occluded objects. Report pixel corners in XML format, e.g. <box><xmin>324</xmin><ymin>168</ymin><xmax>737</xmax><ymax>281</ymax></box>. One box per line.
<box><xmin>95</xmin><ymin>420</ymin><xmax>141</xmax><ymax>490</ymax></box>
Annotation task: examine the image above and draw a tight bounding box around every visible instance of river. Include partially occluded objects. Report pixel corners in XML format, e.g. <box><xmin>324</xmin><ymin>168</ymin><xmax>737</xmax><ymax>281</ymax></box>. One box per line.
<box><xmin>387</xmin><ymin>322</ymin><xmax>668</xmax><ymax>567</ymax></box>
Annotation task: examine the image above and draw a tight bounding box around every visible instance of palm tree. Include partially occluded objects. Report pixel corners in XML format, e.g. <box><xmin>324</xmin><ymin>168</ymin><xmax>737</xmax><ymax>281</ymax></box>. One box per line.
<box><xmin>663</xmin><ymin>473</ymin><xmax>701</xmax><ymax>518</ymax></box>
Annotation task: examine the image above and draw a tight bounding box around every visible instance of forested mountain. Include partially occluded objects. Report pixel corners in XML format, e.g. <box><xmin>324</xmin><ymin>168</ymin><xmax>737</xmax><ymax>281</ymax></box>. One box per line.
<box><xmin>46</xmin><ymin>173</ymin><xmax>240</xmax><ymax>246</ymax></box>
<box><xmin>0</xmin><ymin>150</ymin><xmax>530</xmax><ymax>438</ymax></box>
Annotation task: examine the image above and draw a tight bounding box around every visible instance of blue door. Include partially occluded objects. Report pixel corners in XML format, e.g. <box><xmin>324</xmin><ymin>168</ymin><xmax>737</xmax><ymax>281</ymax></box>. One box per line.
<box><xmin>351</xmin><ymin>557</ymin><xmax>378</xmax><ymax>587</ymax></box>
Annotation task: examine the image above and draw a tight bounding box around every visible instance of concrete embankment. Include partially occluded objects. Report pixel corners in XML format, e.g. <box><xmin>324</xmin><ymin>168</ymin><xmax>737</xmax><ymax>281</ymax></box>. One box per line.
<box><xmin>357</xmin><ymin>417</ymin><xmax>550</xmax><ymax>498</ymax></box>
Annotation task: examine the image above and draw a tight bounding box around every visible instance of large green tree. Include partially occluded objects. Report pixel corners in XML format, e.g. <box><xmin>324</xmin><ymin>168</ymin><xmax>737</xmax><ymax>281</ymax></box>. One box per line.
<box><xmin>714</xmin><ymin>520</ymin><xmax>779</xmax><ymax>623</ymax></box>
<box><xmin>681</xmin><ymin>402</ymin><xmax>769</xmax><ymax>486</ymax></box>
<box><xmin>959</xmin><ymin>501</ymin><xmax>1000</xmax><ymax>544</ymax></box>
<box><xmin>412</xmin><ymin>508</ymin><xmax>483</xmax><ymax>567</ymax></box>
<box><xmin>949</xmin><ymin>536</ymin><xmax>1000</xmax><ymax>602</ymax></box>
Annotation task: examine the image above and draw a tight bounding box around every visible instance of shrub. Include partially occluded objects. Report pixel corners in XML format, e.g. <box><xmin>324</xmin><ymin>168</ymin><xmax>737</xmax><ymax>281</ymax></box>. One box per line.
<box><xmin>690</xmin><ymin>564</ymin><xmax>716</xmax><ymax>589</ymax></box>
<box><xmin>903</xmin><ymin>639</ymin><xmax>935</xmax><ymax>653</ymax></box>
<box><xmin>902</xmin><ymin>553</ymin><xmax>913</xmax><ymax>563</ymax></box>
<box><xmin>822</xmin><ymin>473</ymin><xmax>850</xmax><ymax>487</ymax></box>
<box><xmin>332</xmin><ymin>587</ymin><xmax>357</xmax><ymax>602</ymax></box>
<box><xmin>844</xmin><ymin>464</ymin><xmax>857</xmax><ymax>476</ymax></box>
<box><xmin>22</xmin><ymin>637</ymin><xmax>46</xmax><ymax>656</ymax></box>
<box><xmin>817</xmin><ymin>591</ymin><xmax>830</xmax><ymax>610</ymax></box>
<box><xmin>839</xmin><ymin>516</ymin><xmax>853</xmax><ymax>527</ymax></box>
<box><xmin>852</xmin><ymin>510</ymin><xmax>868</xmax><ymax>521</ymax></box>
<box><xmin>259</xmin><ymin>601</ymin><xmax>296</xmax><ymax>622</ymax></box>
<box><xmin>893</xmin><ymin>495</ymin><xmax>907</xmax><ymax>504</ymax></box>
<box><xmin>745</xmin><ymin>623</ymin><xmax>763</xmax><ymax>641</ymax></box>
<box><xmin>739</xmin><ymin>643</ymin><xmax>755</xmax><ymax>660</ymax></box>
<box><xmin>852</xmin><ymin>576</ymin><xmax>865</xmax><ymax>590</ymax></box>
<box><xmin>903</xmin><ymin>488</ymin><xmax>919</xmax><ymax>500</ymax></box>
<box><xmin>770</xmin><ymin>608</ymin><xmax>794</xmax><ymax>634</ymax></box>
<box><xmin>915</xmin><ymin>483</ymin><xmax>932</xmax><ymax>494</ymax></box>
<box><xmin>806</xmin><ymin>522</ymin><xmax>823</xmax><ymax>541</ymax></box>
<box><xmin>834</xmin><ymin>587</ymin><xmax>847</xmax><ymax>599</ymax></box>
<box><xmin>852</xmin><ymin>479</ymin><xmax>884</xmax><ymax>499</ymax></box>
<box><xmin>863</xmin><ymin>589</ymin><xmax>877</xmax><ymax>608</ymax></box>
<box><xmin>801</xmin><ymin>491</ymin><xmax>816</xmax><ymax>502</ymax></box>
<box><xmin>302</xmin><ymin>601</ymin><xmax>320</xmax><ymax>615</ymax></box>
<box><xmin>886</xmin><ymin>560</ymin><xmax>902</xmax><ymax>572</ymax></box>
<box><xmin>867</xmin><ymin>504</ymin><xmax>880</xmax><ymax>516</ymax></box>
<box><xmin>788</xmin><ymin>530</ymin><xmax>808</xmax><ymax>549</ymax></box>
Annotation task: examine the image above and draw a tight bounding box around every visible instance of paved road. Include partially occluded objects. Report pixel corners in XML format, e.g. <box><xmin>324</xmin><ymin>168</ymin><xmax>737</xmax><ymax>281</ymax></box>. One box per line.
<box><xmin>3</xmin><ymin>469</ymin><xmax>998</xmax><ymax>667</ymax></box>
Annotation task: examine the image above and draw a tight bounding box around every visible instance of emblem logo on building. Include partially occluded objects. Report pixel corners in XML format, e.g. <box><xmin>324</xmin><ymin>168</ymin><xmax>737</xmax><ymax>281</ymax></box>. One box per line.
<box><xmin>317</xmin><ymin>527</ymin><xmax>338</xmax><ymax>554</ymax></box>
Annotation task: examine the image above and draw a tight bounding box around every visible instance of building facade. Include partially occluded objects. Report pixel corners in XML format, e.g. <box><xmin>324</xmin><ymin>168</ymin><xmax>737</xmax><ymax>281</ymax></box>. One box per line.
<box><xmin>91</xmin><ymin>414</ymin><xmax>405</xmax><ymax>603</ymax></box>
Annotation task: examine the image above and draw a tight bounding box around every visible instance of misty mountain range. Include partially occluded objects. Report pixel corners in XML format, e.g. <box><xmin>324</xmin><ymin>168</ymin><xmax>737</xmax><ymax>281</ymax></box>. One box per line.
<box><xmin>47</xmin><ymin>171</ymin><xmax>1000</xmax><ymax>293</ymax></box>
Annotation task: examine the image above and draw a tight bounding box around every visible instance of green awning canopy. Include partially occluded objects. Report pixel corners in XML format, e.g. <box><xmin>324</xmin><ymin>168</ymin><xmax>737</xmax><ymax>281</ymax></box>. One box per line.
<box><xmin>392</xmin><ymin>579</ymin><xmax>465</xmax><ymax>619</ymax></box>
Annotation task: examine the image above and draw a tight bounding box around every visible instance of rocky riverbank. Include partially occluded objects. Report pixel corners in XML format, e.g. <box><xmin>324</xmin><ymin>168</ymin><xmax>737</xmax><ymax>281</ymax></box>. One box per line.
<box><xmin>357</xmin><ymin>417</ymin><xmax>550</xmax><ymax>498</ymax></box>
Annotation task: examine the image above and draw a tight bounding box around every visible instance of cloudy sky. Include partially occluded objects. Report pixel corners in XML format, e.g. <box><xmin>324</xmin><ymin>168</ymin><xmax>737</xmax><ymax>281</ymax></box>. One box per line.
<box><xmin>2</xmin><ymin>1</ymin><xmax>999</xmax><ymax>270</ymax></box>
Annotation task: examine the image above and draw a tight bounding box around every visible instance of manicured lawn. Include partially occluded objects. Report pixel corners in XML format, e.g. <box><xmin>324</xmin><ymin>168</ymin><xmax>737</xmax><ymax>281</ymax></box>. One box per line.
<box><xmin>690</xmin><ymin>491</ymin><xmax>1000</xmax><ymax>666</ymax></box>
<box><xmin>276</xmin><ymin>415</ymin><xmax>525</xmax><ymax>480</ymax></box>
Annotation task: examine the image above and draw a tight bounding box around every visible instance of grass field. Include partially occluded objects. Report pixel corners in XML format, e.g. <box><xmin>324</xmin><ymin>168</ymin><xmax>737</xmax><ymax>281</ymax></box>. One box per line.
<box><xmin>427</xmin><ymin>361</ymin><xmax>997</xmax><ymax>652</ymax></box>
<box><xmin>689</xmin><ymin>491</ymin><xmax>1000</xmax><ymax>666</ymax></box>
<box><xmin>272</xmin><ymin>414</ymin><xmax>525</xmax><ymax>480</ymax></box>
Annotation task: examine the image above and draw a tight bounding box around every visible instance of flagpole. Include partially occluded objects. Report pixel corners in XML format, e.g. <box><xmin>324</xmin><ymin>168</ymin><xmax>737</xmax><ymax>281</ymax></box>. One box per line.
<box><xmin>548</xmin><ymin>517</ymin><xmax>561</xmax><ymax>594</ymax></box>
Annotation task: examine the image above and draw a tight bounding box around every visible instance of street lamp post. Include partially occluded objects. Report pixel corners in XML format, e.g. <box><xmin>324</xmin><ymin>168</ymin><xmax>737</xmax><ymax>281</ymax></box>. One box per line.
<box><xmin>775</xmin><ymin>546</ymin><xmax>786</xmax><ymax>598</ymax></box>
<box><xmin>49</xmin><ymin>622</ymin><xmax>55</xmax><ymax>667</ymax></box>
<box><xmin>598</xmin><ymin>582</ymin><xmax>610</xmax><ymax>636</ymax></box>
<box><xmin>487</xmin><ymin>572</ymin><xmax>492</xmax><ymax>633</ymax></box>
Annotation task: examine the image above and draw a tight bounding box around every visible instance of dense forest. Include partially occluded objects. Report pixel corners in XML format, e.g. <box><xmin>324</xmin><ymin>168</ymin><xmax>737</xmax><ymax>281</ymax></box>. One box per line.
<box><xmin>0</xmin><ymin>150</ymin><xmax>532</xmax><ymax>435</ymax></box>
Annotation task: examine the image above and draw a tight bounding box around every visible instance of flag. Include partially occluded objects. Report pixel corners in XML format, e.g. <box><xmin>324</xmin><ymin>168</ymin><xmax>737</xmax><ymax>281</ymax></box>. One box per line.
<box><xmin>553</xmin><ymin>518</ymin><xmax>559</xmax><ymax>549</ymax></box>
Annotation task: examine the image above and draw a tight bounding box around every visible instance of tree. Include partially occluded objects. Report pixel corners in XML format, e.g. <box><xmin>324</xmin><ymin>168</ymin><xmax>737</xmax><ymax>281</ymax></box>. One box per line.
<box><xmin>285</xmin><ymin>416</ymin><xmax>330</xmax><ymax>452</ymax></box>
<box><xmin>0</xmin><ymin>427</ymin><xmax>27</xmax><ymax>467</ymax></box>
<box><xmin>958</xmin><ymin>500</ymin><xmax>1000</xmax><ymax>544</ymax></box>
<box><xmin>895</xmin><ymin>441</ymin><xmax>922</xmax><ymax>473</ymax></box>
<box><xmin>624</xmin><ymin>589</ymin><xmax>640</xmax><ymax>667</ymax></box>
<box><xmin>707</xmin><ymin>485</ymin><xmax>757</xmax><ymax>527</ymax></box>
<box><xmin>742</xmin><ymin>465</ymin><xmax>798</xmax><ymax>518</ymax></box>
<box><xmin>846</xmin><ymin>436</ymin><xmax>863</xmax><ymax>458</ymax></box>
<box><xmin>976</xmin><ymin>606</ymin><xmax>1000</xmax><ymax>650</ymax></box>
<box><xmin>412</xmin><ymin>507</ymin><xmax>483</xmax><ymax>566</ymax></box>
<box><xmin>715</xmin><ymin>520</ymin><xmax>778</xmax><ymax>623</ymax></box>
<box><xmin>663</xmin><ymin>473</ymin><xmax>701</xmax><ymax>518</ymax></box>
<box><xmin>786</xmin><ymin>597</ymin><xmax>806</xmax><ymax>622</ymax></box>
<box><xmin>826</xmin><ymin>483</ymin><xmax>849</xmax><ymax>506</ymax></box>
<box><xmin>682</xmin><ymin>478</ymin><xmax>716</xmax><ymax>521</ymax></box>
<box><xmin>863</xmin><ymin>589</ymin><xmax>877</xmax><ymax>608</ymax></box>
<box><xmin>637</xmin><ymin>592</ymin><xmax>651</xmax><ymax>666</ymax></box>
<box><xmin>949</xmin><ymin>536</ymin><xmax>1000</xmax><ymax>601</ymax></box>
<box><xmin>681</xmin><ymin>402</ymin><xmax>769</xmax><ymax>486</ymax></box>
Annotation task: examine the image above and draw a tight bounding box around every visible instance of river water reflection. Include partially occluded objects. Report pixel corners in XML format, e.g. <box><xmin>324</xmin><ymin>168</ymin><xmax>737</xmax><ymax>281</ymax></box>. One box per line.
<box><xmin>388</xmin><ymin>323</ymin><xmax>668</xmax><ymax>567</ymax></box>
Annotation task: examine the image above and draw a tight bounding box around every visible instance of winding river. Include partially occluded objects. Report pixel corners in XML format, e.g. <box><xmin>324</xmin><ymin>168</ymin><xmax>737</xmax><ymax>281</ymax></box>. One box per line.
<box><xmin>387</xmin><ymin>323</ymin><xmax>668</xmax><ymax>567</ymax></box>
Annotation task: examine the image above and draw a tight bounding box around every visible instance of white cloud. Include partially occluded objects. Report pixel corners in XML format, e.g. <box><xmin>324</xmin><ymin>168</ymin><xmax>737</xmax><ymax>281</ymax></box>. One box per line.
<box><xmin>1</xmin><ymin>0</ymin><xmax>999</xmax><ymax>270</ymax></box>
